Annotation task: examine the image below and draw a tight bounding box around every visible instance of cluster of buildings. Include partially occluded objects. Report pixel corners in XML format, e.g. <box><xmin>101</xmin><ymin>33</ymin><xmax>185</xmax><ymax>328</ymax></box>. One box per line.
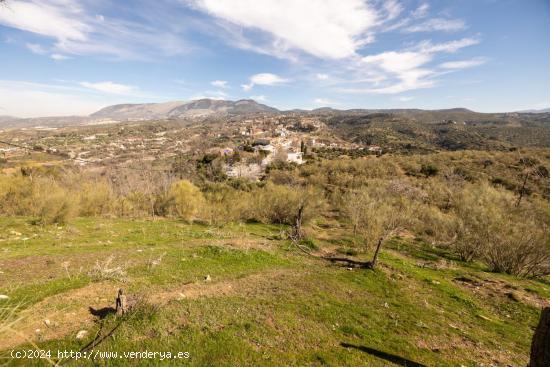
<box><xmin>1</xmin><ymin>114</ymin><xmax>379</xmax><ymax>179</ymax></box>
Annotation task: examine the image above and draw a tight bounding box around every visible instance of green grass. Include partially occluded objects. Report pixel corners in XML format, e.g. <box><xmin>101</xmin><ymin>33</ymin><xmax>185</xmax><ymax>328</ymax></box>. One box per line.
<box><xmin>1</xmin><ymin>217</ymin><xmax>547</xmax><ymax>366</ymax></box>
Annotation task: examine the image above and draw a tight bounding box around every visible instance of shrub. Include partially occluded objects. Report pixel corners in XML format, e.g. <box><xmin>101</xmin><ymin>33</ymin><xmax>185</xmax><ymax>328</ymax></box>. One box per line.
<box><xmin>169</xmin><ymin>180</ymin><xmax>205</xmax><ymax>222</ymax></box>
<box><xmin>32</xmin><ymin>178</ymin><xmax>76</xmax><ymax>225</ymax></box>
<box><xmin>483</xmin><ymin>200</ymin><xmax>550</xmax><ymax>277</ymax></box>
<box><xmin>453</xmin><ymin>183</ymin><xmax>550</xmax><ymax>277</ymax></box>
<box><xmin>420</xmin><ymin>164</ymin><xmax>439</xmax><ymax>177</ymax></box>
<box><xmin>245</xmin><ymin>183</ymin><xmax>325</xmax><ymax>227</ymax></box>
<box><xmin>79</xmin><ymin>181</ymin><xmax>113</xmax><ymax>216</ymax></box>
<box><xmin>0</xmin><ymin>175</ymin><xmax>34</xmax><ymax>215</ymax></box>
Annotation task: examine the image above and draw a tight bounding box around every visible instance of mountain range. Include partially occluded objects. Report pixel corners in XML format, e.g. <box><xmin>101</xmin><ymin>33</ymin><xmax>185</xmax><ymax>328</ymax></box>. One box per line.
<box><xmin>518</xmin><ymin>108</ymin><xmax>550</xmax><ymax>113</ymax></box>
<box><xmin>90</xmin><ymin>99</ymin><xmax>278</xmax><ymax>120</ymax></box>
<box><xmin>0</xmin><ymin>98</ymin><xmax>549</xmax><ymax>129</ymax></box>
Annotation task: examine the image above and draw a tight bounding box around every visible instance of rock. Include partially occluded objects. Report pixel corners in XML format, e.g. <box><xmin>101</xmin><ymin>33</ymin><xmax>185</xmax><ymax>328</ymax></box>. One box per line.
<box><xmin>0</xmin><ymin>295</ymin><xmax>9</xmax><ymax>300</ymax></box>
<box><xmin>76</xmin><ymin>330</ymin><xmax>88</xmax><ymax>340</ymax></box>
<box><xmin>205</xmin><ymin>275</ymin><xmax>211</xmax><ymax>282</ymax></box>
<box><xmin>44</xmin><ymin>319</ymin><xmax>51</xmax><ymax>327</ymax></box>
<box><xmin>35</xmin><ymin>329</ymin><xmax>41</xmax><ymax>334</ymax></box>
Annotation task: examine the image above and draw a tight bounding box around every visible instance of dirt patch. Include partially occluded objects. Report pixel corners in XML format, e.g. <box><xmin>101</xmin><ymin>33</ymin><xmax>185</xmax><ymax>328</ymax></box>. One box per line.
<box><xmin>0</xmin><ymin>250</ymin><xmax>146</xmax><ymax>287</ymax></box>
<box><xmin>0</xmin><ymin>268</ymin><xmax>302</xmax><ymax>351</ymax></box>
<box><xmin>0</xmin><ymin>282</ymin><xmax>120</xmax><ymax>351</ymax></box>
<box><xmin>153</xmin><ymin>268</ymin><xmax>299</xmax><ymax>304</ymax></box>
<box><xmin>416</xmin><ymin>334</ymin><xmax>524</xmax><ymax>367</ymax></box>
<box><xmin>453</xmin><ymin>276</ymin><xmax>550</xmax><ymax>309</ymax></box>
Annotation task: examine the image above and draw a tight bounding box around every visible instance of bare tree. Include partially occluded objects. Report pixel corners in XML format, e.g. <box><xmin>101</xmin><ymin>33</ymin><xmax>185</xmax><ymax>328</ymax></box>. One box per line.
<box><xmin>362</xmin><ymin>198</ymin><xmax>411</xmax><ymax>269</ymax></box>
<box><xmin>342</xmin><ymin>190</ymin><xmax>369</xmax><ymax>237</ymax></box>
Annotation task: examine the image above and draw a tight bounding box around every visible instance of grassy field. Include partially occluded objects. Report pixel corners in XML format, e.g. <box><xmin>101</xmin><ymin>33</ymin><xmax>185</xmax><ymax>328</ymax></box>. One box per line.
<box><xmin>0</xmin><ymin>217</ymin><xmax>548</xmax><ymax>366</ymax></box>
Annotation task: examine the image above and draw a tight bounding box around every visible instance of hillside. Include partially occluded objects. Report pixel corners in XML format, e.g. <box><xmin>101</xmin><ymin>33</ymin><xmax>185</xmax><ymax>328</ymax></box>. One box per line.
<box><xmin>0</xmin><ymin>217</ymin><xmax>547</xmax><ymax>366</ymax></box>
<box><xmin>323</xmin><ymin>112</ymin><xmax>550</xmax><ymax>151</ymax></box>
<box><xmin>91</xmin><ymin>99</ymin><xmax>279</xmax><ymax>120</ymax></box>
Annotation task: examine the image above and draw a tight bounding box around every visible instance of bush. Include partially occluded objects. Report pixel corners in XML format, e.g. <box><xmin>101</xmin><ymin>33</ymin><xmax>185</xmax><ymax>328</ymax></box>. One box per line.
<box><xmin>169</xmin><ymin>180</ymin><xmax>205</xmax><ymax>222</ymax></box>
<box><xmin>79</xmin><ymin>181</ymin><xmax>113</xmax><ymax>216</ymax></box>
<box><xmin>0</xmin><ymin>175</ymin><xmax>34</xmax><ymax>215</ymax></box>
<box><xmin>453</xmin><ymin>183</ymin><xmax>550</xmax><ymax>277</ymax></box>
<box><xmin>245</xmin><ymin>183</ymin><xmax>325</xmax><ymax>226</ymax></box>
<box><xmin>420</xmin><ymin>164</ymin><xmax>439</xmax><ymax>177</ymax></box>
<box><xmin>32</xmin><ymin>178</ymin><xmax>76</xmax><ymax>225</ymax></box>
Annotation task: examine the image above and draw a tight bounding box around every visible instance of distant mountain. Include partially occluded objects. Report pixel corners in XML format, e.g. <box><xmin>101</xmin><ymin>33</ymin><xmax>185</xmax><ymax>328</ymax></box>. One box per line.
<box><xmin>518</xmin><ymin>108</ymin><xmax>550</xmax><ymax>113</ymax></box>
<box><xmin>0</xmin><ymin>115</ymin><xmax>20</xmax><ymax>124</ymax></box>
<box><xmin>90</xmin><ymin>101</ymin><xmax>185</xmax><ymax>120</ymax></box>
<box><xmin>0</xmin><ymin>116</ymin><xmax>90</xmax><ymax>129</ymax></box>
<box><xmin>91</xmin><ymin>99</ymin><xmax>278</xmax><ymax>120</ymax></box>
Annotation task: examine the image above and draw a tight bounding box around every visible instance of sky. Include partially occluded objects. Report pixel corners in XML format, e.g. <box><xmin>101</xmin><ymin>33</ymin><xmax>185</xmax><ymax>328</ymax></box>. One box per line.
<box><xmin>0</xmin><ymin>0</ymin><xmax>549</xmax><ymax>117</ymax></box>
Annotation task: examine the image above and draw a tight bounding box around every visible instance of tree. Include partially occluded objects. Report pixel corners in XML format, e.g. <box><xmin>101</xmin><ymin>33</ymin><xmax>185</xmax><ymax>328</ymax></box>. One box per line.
<box><xmin>247</xmin><ymin>183</ymin><xmax>325</xmax><ymax>238</ymax></box>
<box><xmin>342</xmin><ymin>190</ymin><xmax>369</xmax><ymax>237</ymax></box>
<box><xmin>361</xmin><ymin>195</ymin><xmax>412</xmax><ymax>269</ymax></box>
<box><xmin>343</xmin><ymin>185</ymin><xmax>414</xmax><ymax>269</ymax></box>
<box><xmin>290</xmin><ymin>187</ymin><xmax>325</xmax><ymax>239</ymax></box>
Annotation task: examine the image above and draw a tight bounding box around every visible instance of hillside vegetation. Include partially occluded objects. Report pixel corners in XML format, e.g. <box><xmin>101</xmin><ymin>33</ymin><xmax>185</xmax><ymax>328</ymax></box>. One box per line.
<box><xmin>0</xmin><ymin>217</ymin><xmax>548</xmax><ymax>366</ymax></box>
<box><xmin>1</xmin><ymin>133</ymin><xmax>549</xmax><ymax>365</ymax></box>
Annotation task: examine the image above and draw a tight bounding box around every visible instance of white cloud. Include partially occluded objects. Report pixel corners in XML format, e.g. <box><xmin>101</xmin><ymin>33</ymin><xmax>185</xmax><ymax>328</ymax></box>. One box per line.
<box><xmin>340</xmin><ymin>37</ymin><xmax>480</xmax><ymax>94</ymax></box>
<box><xmin>26</xmin><ymin>43</ymin><xmax>47</xmax><ymax>55</ymax></box>
<box><xmin>0</xmin><ymin>1</ymin><xmax>190</xmax><ymax>60</ymax></box>
<box><xmin>241</xmin><ymin>84</ymin><xmax>253</xmax><ymax>92</ymax></box>
<box><xmin>51</xmin><ymin>53</ymin><xmax>70</xmax><ymax>60</ymax></box>
<box><xmin>314</xmin><ymin>98</ymin><xmax>332</xmax><ymax>105</ymax></box>
<box><xmin>79</xmin><ymin>81</ymin><xmax>135</xmax><ymax>95</ymax></box>
<box><xmin>416</xmin><ymin>38</ymin><xmax>480</xmax><ymax>53</ymax></box>
<box><xmin>190</xmin><ymin>0</ymin><xmax>379</xmax><ymax>59</ymax></box>
<box><xmin>396</xmin><ymin>96</ymin><xmax>414</xmax><ymax>102</ymax></box>
<box><xmin>211</xmin><ymin>80</ymin><xmax>228</xmax><ymax>88</ymax></box>
<box><xmin>406</xmin><ymin>18</ymin><xmax>466</xmax><ymax>33</ymax></box>
<box><xmin>0</xmin><ymin>1</ymin><xmax>89</xmax><ymax>42</ymax></box>
<box><xmin>383</xmin><ymin>0</ymin><xmax>403</xmax><ymax>21</ymax></box>
<box><xmin>250</xmin><ymin>95</ymin><xmax>266</xmax><ymax>102</ymax></box>
<box><xmin>251</xmin><ymin>73</ymin><xmax>288</xmax><ymax>85</ymax></box>
<box><xmin>363</xmin><ymin>51</ymin><xmax>432</xmax><ymax>73</ymax></box>
<box><xmin>242</xmin><ymin>73</ymin><xmax>288</xmax><ymax>90</ymax></box>
<box><xmin>316</xmin><ymin>73</ymin><xmax>330</xmax><ymax>80</ymax></box>
<box><xmin>189</xmin><ymin>89</ymin><xmax>228</xmax><ymax>100</ymax></box>
<box><xmin>439</xmin><ymin>57</ymin><xmax>488</xmax><ymax>70</ymax></box>
<box><xmin>411</xmin><ymin>3</ymin><xmax>429</xmax><ymax>18</ymax></box>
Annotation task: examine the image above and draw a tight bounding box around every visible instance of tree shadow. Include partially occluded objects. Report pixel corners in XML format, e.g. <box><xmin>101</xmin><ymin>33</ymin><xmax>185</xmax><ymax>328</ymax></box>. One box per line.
<box><xmin>340</xmin><ymin>343</ymin><xmax>427</xmax><ymax>367</ymax></box>
<box><xmin>89</xmin><ymin>306</ymin><xmax>116</xmax><ymax>319</ymax></box>
<box><xmin>322</xmin><ymin>256</ymin><xmax>373</xmax><ymax>269</ymax></box>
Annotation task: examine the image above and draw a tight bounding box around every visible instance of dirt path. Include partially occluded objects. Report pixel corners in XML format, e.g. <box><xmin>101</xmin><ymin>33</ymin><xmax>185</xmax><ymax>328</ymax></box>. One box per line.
<box><xmin>0</xmin><ymin>268</ymin><xmax>300</xmax><ymax>351</ymax></box>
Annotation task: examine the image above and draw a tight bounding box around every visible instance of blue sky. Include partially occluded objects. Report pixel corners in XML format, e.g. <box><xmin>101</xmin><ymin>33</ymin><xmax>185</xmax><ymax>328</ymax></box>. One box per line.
<box><xmin>0</xmin><ymin>0</ymin><xmax>549</xmax><ymax>117</ymax></box>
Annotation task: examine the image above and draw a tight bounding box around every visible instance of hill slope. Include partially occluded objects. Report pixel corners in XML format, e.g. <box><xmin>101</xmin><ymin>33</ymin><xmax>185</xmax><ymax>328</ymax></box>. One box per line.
<box><xmin>91</xmin><ymin>98</ymin><xmax>278</xmax><ymax>120</ymax></box>
<box><xmin>0</xmin><ymin>217</ymin><xmax>546</xmax><ymax>366</ymax></box>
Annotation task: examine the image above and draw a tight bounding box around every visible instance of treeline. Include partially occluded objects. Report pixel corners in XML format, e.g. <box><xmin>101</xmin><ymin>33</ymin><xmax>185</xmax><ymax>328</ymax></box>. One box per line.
<box><xmin>1</xmin><ymin>149</ymin><xmax>549</xmax><ymax>277</ymax></box>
